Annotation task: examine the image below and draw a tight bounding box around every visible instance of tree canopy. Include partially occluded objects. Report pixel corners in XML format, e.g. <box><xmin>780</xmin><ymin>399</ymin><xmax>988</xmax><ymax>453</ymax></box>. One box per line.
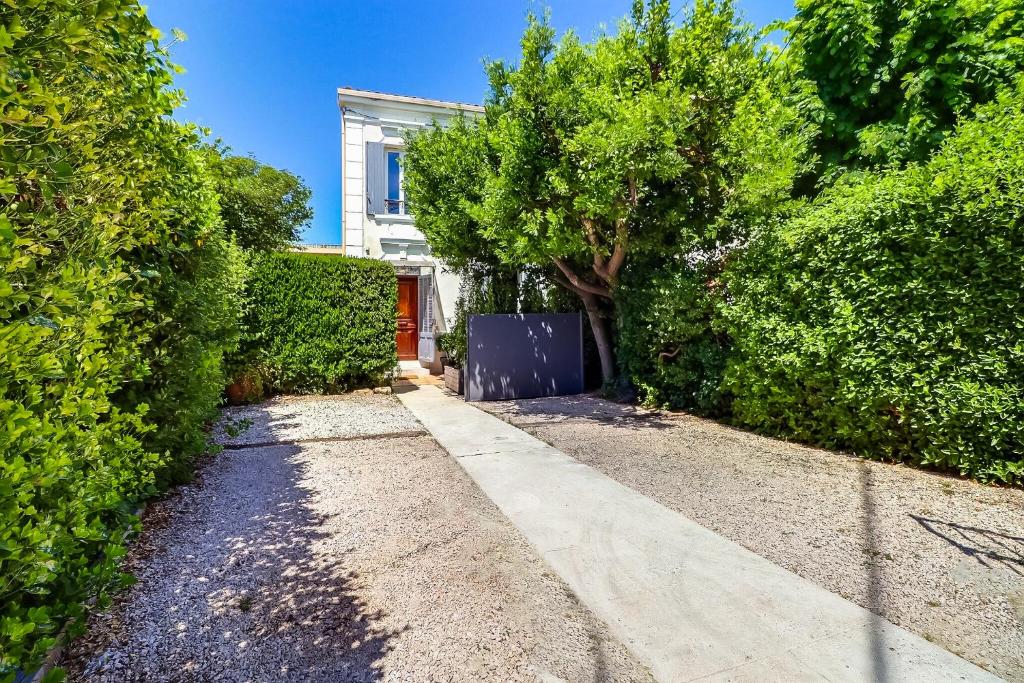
<box><xmin>790</xmin><ymin>0</ymin><xmax>1024</xmax><ymax>167</ymax></box>
<box><xmin>404</xmin><ymin>0</ymin><xmax>815</xmax><ymax>382</ymax></box>
<box><xmin>403</xmin><ymin>116</ymin><xmax>494</xmax><ymax>271</ymax></box>
<box><xmin>208</xmin><ymin>151</ymin><xmax>313</xmax><ymax>252</ymax></box>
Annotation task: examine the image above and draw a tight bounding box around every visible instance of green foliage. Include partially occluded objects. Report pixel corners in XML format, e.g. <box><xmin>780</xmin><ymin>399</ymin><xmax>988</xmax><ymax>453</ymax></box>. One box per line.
<box><xmin>721</xmin><ymin>85</ymin><xmax>1024</xmax><ymax>484</ymax></box>
<box><xmin>611</xmin><ymin>1</ymin><xmax>1024</xmax><ymax>485</ymax></box>
<box><xmin>208</xmin><ymin>150</ymin><xmax>313</xmax><ymax>252</ymax></box>
<box><xmin>242</xmin><ymin>253</ymin><xmax>397</xmax><ymax>392</ymax></box>
<box><xmin>436</xmin><ymin>317</ymin><xmax>467</xmax><ymax>370</ymax></box>
<box><xmin>616</xmin><ymin>261</ymin><xmax>730</xmax><ymax>414</ymax></box>
<box><xmin>115</xmin><ymin>149</ymin><xmax>244</xmax><ymax>488</ymax></box>
<box><xmin>791</xmin><ymin>0</ymin><xmax>1024</xmax><ymax>166</ymax></box>
<box><xmin>479</xmin><ymin>0</ymin><xmax>812</xmax><ymax>272</ymax></box>
<box><xmin>406</xmin><ymin>0</ymin><xmax>814</xmax><ymax>382</ymax></box>
<box><xmin>0</xmin><ymin>0</ymin><xmax>241</xmax><ymax>673</ymax></box>
<box><xmin>403</xmin><ymin>117</ymin><xmax>494</xmax><ymax>271</ymax></box>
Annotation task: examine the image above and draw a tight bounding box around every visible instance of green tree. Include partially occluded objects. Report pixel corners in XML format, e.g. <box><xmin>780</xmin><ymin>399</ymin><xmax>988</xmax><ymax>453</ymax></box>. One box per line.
<box><xmin>1</xmin><ymin>0</ymin><xmax>240</xmax><ymax>670</ymax></box>
<box><xmin>403</xmin><ymin>116</ymin><xmax>525</xmax><ymax>333</ymax></box>
<box><xmin>209</xmin><ymin>151</ymin><xmax>313</xmax><ymax>252</ymax></box>
<box><xmin>403</xmin><ymin>116</ymin><xmax>494</xmax><ymax>271</ymax></box>
<box><xmin>407</xmin><ymin>0</ymin><xmax>814</xmax><ymax>383</ymax></box>
<box><xmin>790</xmin><ymin>0</ymin><xmax>1024</xmax><ymax>167</ymax></box>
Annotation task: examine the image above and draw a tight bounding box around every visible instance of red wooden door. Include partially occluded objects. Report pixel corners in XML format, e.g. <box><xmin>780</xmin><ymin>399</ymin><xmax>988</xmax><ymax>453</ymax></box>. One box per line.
<box><xmin>396</xmin><ymin>277</ymin><xmax>418</xmax><ymax>360</ymax></box>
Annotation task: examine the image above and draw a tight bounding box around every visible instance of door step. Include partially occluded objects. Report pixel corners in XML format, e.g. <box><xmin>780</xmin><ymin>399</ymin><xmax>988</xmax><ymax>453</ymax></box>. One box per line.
<box><xmin>396</xmin><ymin>360</ymin><xmax>434</xmax><ymax>380</ymax></box>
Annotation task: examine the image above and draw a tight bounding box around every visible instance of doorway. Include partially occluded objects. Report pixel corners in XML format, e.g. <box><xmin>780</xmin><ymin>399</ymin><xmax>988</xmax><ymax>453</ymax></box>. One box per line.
<box><xmin>396</xmin><ymin>276</ymin><xmax>418</xmax><ymax>360</ymax></box>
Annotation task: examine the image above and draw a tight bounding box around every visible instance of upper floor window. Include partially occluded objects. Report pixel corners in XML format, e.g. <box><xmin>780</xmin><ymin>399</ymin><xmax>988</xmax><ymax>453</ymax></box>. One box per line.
<box><xmin>386</xmin><ymin>150</ymin><xmax>404</xmax><ymax>214</ymax></box>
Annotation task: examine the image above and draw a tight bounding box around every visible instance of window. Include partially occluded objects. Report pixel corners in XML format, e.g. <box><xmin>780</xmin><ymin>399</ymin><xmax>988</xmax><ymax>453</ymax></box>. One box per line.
<box><xmin>386</xmin><ymin>150</ymin><xmax>404</xmax><ymax>214</ymax></box>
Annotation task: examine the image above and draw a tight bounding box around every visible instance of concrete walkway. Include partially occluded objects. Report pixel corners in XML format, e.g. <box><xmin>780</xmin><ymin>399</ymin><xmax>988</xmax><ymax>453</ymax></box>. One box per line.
<box><xmin>398</xmin><ymin>385</ymin><xmax>1000</xmax><ymax>683</ymax></box>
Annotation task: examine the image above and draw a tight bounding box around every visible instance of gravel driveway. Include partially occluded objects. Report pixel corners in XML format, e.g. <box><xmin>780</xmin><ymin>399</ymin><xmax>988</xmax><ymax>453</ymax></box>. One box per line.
<box><xmin>61</xmin><ymin>394</ymin><xmax>652</xmax><ymax>682</ymax></box>
<box><xmin>478</xmin><ymin>395</ymin><xmax>1024</xmax><ymax>681</ymax></box>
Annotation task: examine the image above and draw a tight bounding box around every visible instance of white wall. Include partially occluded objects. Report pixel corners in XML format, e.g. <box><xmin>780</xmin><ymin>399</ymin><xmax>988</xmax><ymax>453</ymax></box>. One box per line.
<box><xmin>341</xmin><ymin>97</ymin><xmax>472</xmax><ymax>338</ymax></box>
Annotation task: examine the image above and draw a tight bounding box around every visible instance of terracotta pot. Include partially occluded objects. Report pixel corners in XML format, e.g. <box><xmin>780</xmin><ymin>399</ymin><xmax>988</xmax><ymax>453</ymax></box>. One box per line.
<box><xmin>226</xmin><ymin>370</ymin><xmax>264</xmax><ymax>405</ymax></box>
<box><xmin>225</xmin><ymin>381</ymin><xmax>246</xmax><ymax>406</ymax></box>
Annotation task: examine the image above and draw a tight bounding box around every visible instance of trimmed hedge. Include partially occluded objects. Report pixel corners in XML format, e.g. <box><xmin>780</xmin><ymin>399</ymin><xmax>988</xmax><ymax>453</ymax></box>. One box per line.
<box><xmin>242</xmin><ymin>253</ymin><xmax>397</xmax><ymax>392</ymax></box>
<box><xmin>616</xmin><ymin>85</ymin><xmax>1024</xmax><ymax>484</ymax></box>
<box><xmin>1</xmin><ymin>0</ymin><xmax>241</xmax><ymax>674</ymax></box>
<box><xmin>721</xmin><ymin>85</ymin><xmax>1024</xmax><ymax>484</ymax></box>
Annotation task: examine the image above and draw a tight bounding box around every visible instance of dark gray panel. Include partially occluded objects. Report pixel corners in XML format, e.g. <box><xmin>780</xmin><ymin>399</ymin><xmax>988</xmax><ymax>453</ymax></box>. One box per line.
<box><xmin>365</xmin><ymin>141</ymin><xmax>385</xmax><ymax>215</ymax></box>
<box><xmin>465</xmin><ymin>313</ymin><xmax>584</xmax><ymax>402</ymax></box>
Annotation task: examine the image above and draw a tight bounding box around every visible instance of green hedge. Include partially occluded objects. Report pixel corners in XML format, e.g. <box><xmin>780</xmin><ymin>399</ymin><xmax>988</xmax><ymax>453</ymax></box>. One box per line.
<box><xmin>241</xmin><ymin>253</ymin><xmax>397</xmax><ymax>392</ymax></box>
<box><xmin>721</xmin><ymin>85</ymin><xmax>1024</xmax><ymax>484</ymax></box>
<box><xmin>0</xmin><ymin>1</ymin><xmax>241</xmax><ymax>674</ymax></box>
<box><xmin>616</xmin><ymin>261</ymin><xmax>730</xmax><ymax>416</ymax></box>
<box><xmin>615</xmin><ymin>86</ymin><xmax>1023</xmax><ymax>484</ymax></box>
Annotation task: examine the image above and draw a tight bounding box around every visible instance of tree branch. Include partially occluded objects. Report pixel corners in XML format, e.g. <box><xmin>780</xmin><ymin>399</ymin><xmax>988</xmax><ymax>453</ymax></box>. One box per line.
<box><xmin>582</xmin><ymin>217</ymin><xmax>606</xmax><ymax>265</ymax></box>
<box><xmin>582</xmin><ymin>217</ymin><xmax>612</xmax><ymax>283</ymax></box>
<box><xmin>606</xmin><ymin>218</ymin><xmax>629</xmax><ymax>285</ymax></box>
<box><xmin>552</xmin><ymin>256</ymin><xmax>611</xmax><ymax>299</ymax></box>
<box><xmin>550</xmin><ymin>272</ymin><xmax>581</xmax><ymax>295</ymax></box>
<box><xmin>599</xmin><ymin>175</ymin><xmax>635</xmax><ymax>286</ymax></box>
<box><xmin>658</xmin><ymin>346</ymin><xmax>680</xmax><ymax>363</ymax></box>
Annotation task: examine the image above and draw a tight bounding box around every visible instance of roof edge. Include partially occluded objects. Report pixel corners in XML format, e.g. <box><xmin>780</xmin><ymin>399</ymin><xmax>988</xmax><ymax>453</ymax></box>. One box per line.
<box><xmin>337</xmin><ymin>87</ymin><xmax>484</xmax><ymax>113</ymax></box>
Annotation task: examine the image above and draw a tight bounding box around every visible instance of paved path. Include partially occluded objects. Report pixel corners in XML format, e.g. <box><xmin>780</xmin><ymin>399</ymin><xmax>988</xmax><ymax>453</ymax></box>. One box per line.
<box><xmin>398</xmin><ymin>385</ymin><xmax>1000</xmax><ymax>683</ymax></box>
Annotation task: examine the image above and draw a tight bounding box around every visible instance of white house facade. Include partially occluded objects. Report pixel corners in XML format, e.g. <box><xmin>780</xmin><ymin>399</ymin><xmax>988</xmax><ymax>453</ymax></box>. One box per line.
<box><xmin>337</xmin><ymin>87</ymin><xmax>483</xmax><ymax>371</ymax></box>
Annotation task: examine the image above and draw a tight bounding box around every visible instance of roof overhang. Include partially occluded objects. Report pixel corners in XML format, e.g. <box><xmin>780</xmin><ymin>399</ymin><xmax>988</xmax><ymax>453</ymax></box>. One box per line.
<box><xmin>337</xmin><ymin>87</ymin><xmax>484</xmax><ymax>116</ymax></box>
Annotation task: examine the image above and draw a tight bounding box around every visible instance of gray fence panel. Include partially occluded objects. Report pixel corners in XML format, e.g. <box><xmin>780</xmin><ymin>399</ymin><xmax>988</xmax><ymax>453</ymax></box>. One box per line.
<box><xmin>465</xmin><ymin>313</ymin><xmax>584</xmax><ymax>402</ymax></box>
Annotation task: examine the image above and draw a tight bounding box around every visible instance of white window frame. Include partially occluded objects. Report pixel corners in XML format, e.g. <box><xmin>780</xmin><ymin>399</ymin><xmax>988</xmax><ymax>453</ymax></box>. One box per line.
<box><xmin>385</xmin><ymin>147</ymin><xmax>407</xmax><ymax>216</ymax></box>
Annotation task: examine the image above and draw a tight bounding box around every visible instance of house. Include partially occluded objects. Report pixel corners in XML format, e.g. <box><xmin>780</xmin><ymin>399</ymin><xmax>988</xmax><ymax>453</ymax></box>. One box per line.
<box><xmin>336</xmin><ymin>87</ymin><xmax>483</xmax><ymax>375</ymax></box>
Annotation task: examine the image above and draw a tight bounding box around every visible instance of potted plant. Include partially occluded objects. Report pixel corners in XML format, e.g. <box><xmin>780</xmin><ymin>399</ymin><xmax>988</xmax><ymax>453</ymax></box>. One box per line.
<box><xmin>437</xmin><ymin>332</ymin><xmax>465</xmax><ymax>394</ymax></box>
<box><xmin>436</xmin><ymin>296</ymin><xmax>467</xmax><ymax>394</ymax></box>
<box><xmin>225</xmin><ymin>351</ymin><xmax>269</xmax><ymax>405</ymax></box>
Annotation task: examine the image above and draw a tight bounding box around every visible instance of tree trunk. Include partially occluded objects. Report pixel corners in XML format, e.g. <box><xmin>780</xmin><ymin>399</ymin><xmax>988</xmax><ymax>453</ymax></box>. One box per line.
<box><xmin>580</xmin><ymin>292</ymin><xmax>616</xmax><ymax>385</ymax></box>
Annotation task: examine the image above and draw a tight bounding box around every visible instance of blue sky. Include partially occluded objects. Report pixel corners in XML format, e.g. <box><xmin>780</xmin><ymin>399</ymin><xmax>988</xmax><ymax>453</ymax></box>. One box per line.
<box><xmin>146</xmin><ymin>1</ymin><xmax>796</xmax><ymax>245</ymax></box>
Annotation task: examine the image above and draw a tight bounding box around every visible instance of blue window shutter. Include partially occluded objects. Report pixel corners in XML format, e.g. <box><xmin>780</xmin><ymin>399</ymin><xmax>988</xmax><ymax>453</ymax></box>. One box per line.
<box><xmin>365</xmin><ymin>142</ymin><xmax>385</xmax><ymax>215</ymax></box>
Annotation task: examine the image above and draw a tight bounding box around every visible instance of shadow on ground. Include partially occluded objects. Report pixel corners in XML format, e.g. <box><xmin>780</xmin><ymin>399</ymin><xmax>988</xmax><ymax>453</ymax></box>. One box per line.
<box><xmin>63</xmin><ymin>403</ymin><xmax>404</xmax><ymax>682</ymax></box>
<box><xmin>192</xmin><ymin>444</ymin><xmax>403</xmax><ymax>681</ymax></box>
<box><xmin>484</xmin><ymin>393</ymin><xmax>677</xmax><ymax>432</ymax></box>
<box><xmin>910</xmin><ymin>515</ymin><xmax>1024</xmax><ymax>576</ymax></box>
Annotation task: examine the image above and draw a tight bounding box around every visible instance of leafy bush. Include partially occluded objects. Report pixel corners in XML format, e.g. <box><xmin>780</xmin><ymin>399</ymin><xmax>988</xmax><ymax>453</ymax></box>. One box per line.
<box><xmin>0</xmin><ymin>0</ymin><xmax>241</xmax><ymax>673</ymax></box>
<box><xmin>241</xmin><ymin>253</ymin><xmax>397</xmax><ymax>392</ymax></box>
<box><xmin>792</xmin><ymin>0</ymin><xmax>1024</xmax><ymax>166</ymax></box>
<box><xmin>436</xmin><ymin>306</ymin><xmax>467</xmax><ymax>370</ymax></box>
<box><xmin>115</xmin><ymin>153</ymin><xmax>244</xmax><ymax>489</ymax></box>
<box><xmin>617</xmin><ymin>261</ymin><xmax>730</xmax><ymax>415</ymax></box>
<box><xmin>721</xmin><ymin>85</ymin><xmax>1024</xmax><ymax>484</ymax></box>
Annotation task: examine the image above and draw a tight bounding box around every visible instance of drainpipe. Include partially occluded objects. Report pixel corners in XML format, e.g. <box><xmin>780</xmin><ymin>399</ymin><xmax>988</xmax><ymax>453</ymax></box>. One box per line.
<box><xmin>339</xmin><ymin>102</ymin><xmax>346</xmax><ymax>250</ymax></box>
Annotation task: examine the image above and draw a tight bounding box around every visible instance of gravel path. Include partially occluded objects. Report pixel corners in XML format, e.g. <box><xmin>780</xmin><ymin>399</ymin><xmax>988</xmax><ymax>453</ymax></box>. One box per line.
<box><xmin>213</xmin><ymin>393</ymin><xmax>422</xmax><ymax>446</ymax></box>
<box><xmin>61</xmin><ymin>394</ymin><xmax>652</xmax><ymax>682</ymax></box>
<box><xmin>478</xmin><ymin>395</ymin><xmax>1024</xmax><ymax>681</ymax></box>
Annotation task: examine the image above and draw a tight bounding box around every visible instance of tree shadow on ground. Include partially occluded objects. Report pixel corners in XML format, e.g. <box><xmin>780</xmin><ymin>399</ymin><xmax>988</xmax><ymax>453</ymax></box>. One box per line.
<box><xmin>484</xmin><ymin>393</ymin><xmax>677</xmax><ymax>432</ymax></box>
<box><xmin>63</xmin><ymin>405</ymin><xmax>404</xmax><ymax>682</ymax></box>
<box><xmin>194</xmin><ymin>444</ymin><xmax>403</xmax><ymax>681</ymax></box>
<box><xmin>910</xmin><ymin>514</ymin><xmax>1024</xmax><ymax>576</ymax></box>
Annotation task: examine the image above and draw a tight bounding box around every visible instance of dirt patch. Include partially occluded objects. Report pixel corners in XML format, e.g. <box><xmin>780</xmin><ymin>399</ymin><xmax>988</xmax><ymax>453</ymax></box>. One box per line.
<box><xmin>61</xmin><ymin>395</ymin><xmax>651</xmax><ymax>682</ymax></box>
<box><xmin>479</xmin><ymin>395</ymin><xmax>1024</xmax><ymax>681</ymax></box>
